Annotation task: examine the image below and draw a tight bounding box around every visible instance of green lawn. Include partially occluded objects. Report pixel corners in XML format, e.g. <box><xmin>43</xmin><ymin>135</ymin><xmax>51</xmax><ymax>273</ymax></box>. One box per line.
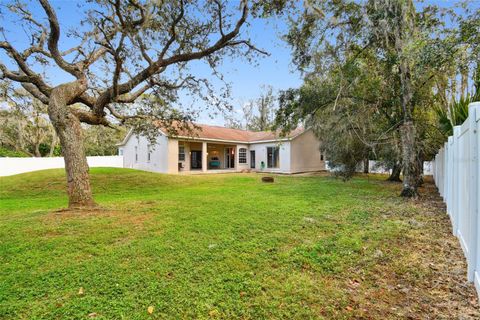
<box><xmin>0</xmin><ymin>168</ymin><xmax>477</xmax><ymax>319</ymax></box>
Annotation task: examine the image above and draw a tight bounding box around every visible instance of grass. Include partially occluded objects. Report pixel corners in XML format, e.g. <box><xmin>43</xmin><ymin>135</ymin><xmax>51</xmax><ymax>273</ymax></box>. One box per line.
<box><xmin>0</xmin><ymin>168</ymin><xmax>478</xmax><ymax>319</ymax></box>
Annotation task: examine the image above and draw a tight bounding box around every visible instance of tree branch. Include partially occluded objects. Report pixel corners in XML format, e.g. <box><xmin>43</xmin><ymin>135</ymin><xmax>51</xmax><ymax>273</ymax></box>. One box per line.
<box><xmin>158</xmin><ymin>0</ymin><xmax>185</xmax><ymax>60</ymax></box>
<box><xmin>21</xmin><ymin>83</ymin><xmax>49</xmax><ymax>104</ymax></box>
<box><xmin>38</xmin><ymin>0</ymin><xmax>83</xmax><ymax>78</ymax></box>
<box><xmin>105</xmin><ymin>104</ymin><xmax>148</xmax><ymax>123</ymax></box>
<box><xmin>0</xmin><ymin>58</ymin><xmax>51</xmax><ymax>97</ymax></box>
<box><xmin>69</xmin><ymin>107</ymin><xmax>113</xmax><ymax>127</ymax></box>
<box><xmin>92</xmin><ymin>0</ymin><xmax>250</xmax><ymax>115</ymax></box>
<box><xmin>229</xmin><ymin>40</ymin><xmax>270</xmax><ymax>55</ymax></box>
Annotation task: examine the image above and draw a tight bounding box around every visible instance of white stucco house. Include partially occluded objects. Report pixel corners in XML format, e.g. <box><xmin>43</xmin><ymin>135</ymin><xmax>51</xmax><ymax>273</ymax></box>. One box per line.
<box><xmin>117</xmin><ymin>123</ymin><xmax>326</xmax><ymax>174</ymax></box>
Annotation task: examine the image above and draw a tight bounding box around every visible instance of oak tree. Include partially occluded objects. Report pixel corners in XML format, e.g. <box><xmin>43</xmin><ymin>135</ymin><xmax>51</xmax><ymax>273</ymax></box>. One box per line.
<box><xmin>0</xmin><ymin>0</ymin><xmax>263</xmax><ymax>208</ymax></box>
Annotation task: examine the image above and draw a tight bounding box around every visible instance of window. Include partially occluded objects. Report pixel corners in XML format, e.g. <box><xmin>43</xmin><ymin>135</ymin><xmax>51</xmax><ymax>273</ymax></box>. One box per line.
<box><xmin>147</xmin><ymin>145</ymin><xmax>151</xmax><ymax>162</ymax></box>
<box><xmin>135</xmin><ymin>146</ymin><xmax>138</xmax><ymax>162</ymax></box>
<box><xmin>320</xmin><ymin>153</ymin><xmax>324</xmax><ymax>161</ymax></box>
<box><xmin>267</xmin><ymin>146</ymin><xmax>279</xmax><ymax>168</ymax></box>
<box><xmin>179</xmin><ymin>145</ymin><xmax>185</xmax><ymax>161</ymax></box>
<box><xmin>239</xmin><ymin>148</ymin><xmax>247</xmax><ymax>163</ymax></box>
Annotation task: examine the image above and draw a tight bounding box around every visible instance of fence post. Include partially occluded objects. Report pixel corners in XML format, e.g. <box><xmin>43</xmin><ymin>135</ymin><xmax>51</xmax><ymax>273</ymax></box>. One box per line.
<box><xmin>465</xmin><ymin>103</ymin><xmax>480</xmax><ymax>292</ymax></box>
<box><xmin>443</xmin><ymin>141</ymin><xmax>448</xmax><ymax>200</ymax></box>
<box><xmin>464</xmin><ymin>103</ymin><xmax>479</xmax><ymax>282</ymax></box>
<box><xmin>433</xmin><ymin>158</ymin><xmax>436</xmax><ymax>184</ymax></box>
<box><xmin>439</xmin><ymin>148</ymin><xmax>444</xmax><ymax>198</ymax></box>
<box><xmin>442</xmin><ymin>147</ymin><xmax>445</xmax><ymax>198</ymax></box>
<box><xmin>447</xmin><ymin>136</ymin><xmax>454</xmax><ymax>217</ymax></box>
<box><xmin>444</xmin><ymin>143</ymin><xmax>448</xmax><ymax>204</ymax></box>
<box><xmin>442</xmin><ymin>147</ymin><xmax>446</xmax><ymax>197</ymax></box>
<box><xmin>453</xmin><ymin>126</ymin><xmax>462</xmax><ymax>236</ymax></box>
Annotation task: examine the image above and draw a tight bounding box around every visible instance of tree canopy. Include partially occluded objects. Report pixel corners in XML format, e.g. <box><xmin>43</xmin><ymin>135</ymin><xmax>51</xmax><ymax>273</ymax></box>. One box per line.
<box><xmin>274</xmin><ymin>0</ymin><xmax>475</xmax><ymax>196</ymax></box>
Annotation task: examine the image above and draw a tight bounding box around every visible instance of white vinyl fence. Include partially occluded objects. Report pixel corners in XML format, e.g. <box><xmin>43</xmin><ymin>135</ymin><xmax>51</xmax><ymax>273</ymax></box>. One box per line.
<box><xmin>433</xmin><ymin>101</ymin><xmax>480</xmax><ymax>297</ymax></box>
<box><xmin>326</xmin><ymin>160</ymin><xmax>433</xmax><ymax>175</ymax></box>
<box><xmin>0</xmin><ymin>156</ymin><xmax>123</xmax><ymax>176</ymax></box>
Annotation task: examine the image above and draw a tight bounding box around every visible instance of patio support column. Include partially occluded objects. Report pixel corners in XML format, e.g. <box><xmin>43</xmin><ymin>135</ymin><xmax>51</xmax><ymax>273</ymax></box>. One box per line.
<box><xmin>235</xmin><ymin>145</ymin><xmax>240</xmax><ymax>171</ymax></box>
<box><xmin>185</xmin><ymin>142</ymin><xmax>191</xmax><ymax>171</ymax></box>
<box><xmin>202</xmin><ymin>142</ymin><xmax>207</xmax><ymax>172</ymax></box>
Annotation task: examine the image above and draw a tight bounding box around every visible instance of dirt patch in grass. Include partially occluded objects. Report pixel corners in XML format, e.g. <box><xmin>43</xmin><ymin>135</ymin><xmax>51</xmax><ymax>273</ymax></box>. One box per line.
<box><xmin>346</xmin><ymin>178</ymin><xmax>480</xmax><ymax>319</ymax></box>
<box><xmin>41</xmin><ymin>208</ymin><xmax>154</xmax><ymax>235</ymax></box>
<box><xmin>48</xmin><ymin>207</ymin><xmax>117</xmax><ymax>216</ymax></box>
<box><xmin>40</xmin><ymin>208</ymin><xmax>122</xmax><ymax>226</ymax></box>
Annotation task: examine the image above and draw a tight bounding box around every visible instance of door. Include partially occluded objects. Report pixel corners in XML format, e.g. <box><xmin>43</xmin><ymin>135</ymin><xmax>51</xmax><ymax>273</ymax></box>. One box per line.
<box><xmin>224</xmin><ymin>148</ymin><xmax>235</xmax><ymax>169</ymax></box>
<box><xmin>250</xmin><ymin>150</ymin><xmax>255</xmax><ymax>169</ymax></box>
<box><xmin>191</xmin><ymin>151</ymin><xmax>202</xmax><ymax>169</ymax></box>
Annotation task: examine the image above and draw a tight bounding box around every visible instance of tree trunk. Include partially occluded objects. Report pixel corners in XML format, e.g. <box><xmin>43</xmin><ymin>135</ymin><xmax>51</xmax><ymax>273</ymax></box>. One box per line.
<box><xmin>48</xmin><ymin>80</ymin><xmax>96</xmax><ymax>209</ymax></box>
<box><xmin>49</xmin><ymin>134</ymin><xmax>58</xmax><ymax>157</ymax></box>
<box><xmin>416</xmin><ymin>156</ymin><xmax>424</xmax><ymax>187</ymax></box>
<box><xmin>363</xmin><ymin>158</ymin><xmax>369</xmax><ymax>174</ymax></box>
<box><xmin>15</xmin><ymin>121</ymin><xmax>26</xmax><ymax>153</ymax></box>
<box><xmin>387</xmin><ymin>162</ymin><xmax>402</xmax><ymax>182</ymax></box>
<box><xmin>392</xmin><ymin>0</ymin><xmax>419</xmax><ymax>197</ymax></box>
<box><xmin>399</xmin><ymin>120</ymin><xmax>420</xmax><ymax>197</ymax></box>
<box><xmin>34</xmin><ymin>143</ymin><xmax>41</xmax><ymax>157</ymax></box>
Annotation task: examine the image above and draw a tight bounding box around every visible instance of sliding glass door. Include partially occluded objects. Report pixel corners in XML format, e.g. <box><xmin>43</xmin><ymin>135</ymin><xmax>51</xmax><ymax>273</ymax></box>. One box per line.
<box><xmin>224</xmin><ymin>147</ymin><xmax>235</xmax><ymax>169</ymax></box>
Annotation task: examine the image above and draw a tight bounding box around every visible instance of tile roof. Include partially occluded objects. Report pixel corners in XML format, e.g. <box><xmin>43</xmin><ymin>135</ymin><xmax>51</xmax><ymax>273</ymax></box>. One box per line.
<box><xmin>160</xmin><ymin>122</ymin><xmax>305</xmax><ymax>143</ymax></box>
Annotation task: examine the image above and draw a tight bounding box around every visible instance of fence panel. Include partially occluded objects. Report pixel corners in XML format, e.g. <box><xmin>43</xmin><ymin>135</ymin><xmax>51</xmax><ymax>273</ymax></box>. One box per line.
<box><xmin>447</xmin><ymin>136</ymin><xmax>454</xmax><ymax>218</ymax></box>
<box><xmin>0</xmin><ymin>156</ymin><xmax>124</xmax><ymax>176</ymax></box>
<box><xmin>433</xmin><ymin>102</ymin><xmax>480</xmax><ymax>297</ymax></box>
<box><xmin>457</xmin><ymin>120</ymin><xmax>472</xmax><ymax>272</ymax></box>
<box><xmin>467</xmin><ymin>106</ymin><xmax>479</xmax><ymax>282</ymax></box>
<box><xmin>453</xmin><ymin>126</ymin><xmax>462</xmax><ymax>237</ymax></box>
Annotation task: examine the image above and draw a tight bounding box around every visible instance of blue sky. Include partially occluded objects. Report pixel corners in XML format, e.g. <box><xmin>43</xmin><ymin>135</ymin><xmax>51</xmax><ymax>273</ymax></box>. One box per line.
<box><xmin>176</xmin><ymin>14</ymin><xmax>303</xmax><ymax>125</ymax></box>
<box><xmin>0</xmin><ymin>1</ymin><xmax>472</xmax><ymax>126</ymax></box>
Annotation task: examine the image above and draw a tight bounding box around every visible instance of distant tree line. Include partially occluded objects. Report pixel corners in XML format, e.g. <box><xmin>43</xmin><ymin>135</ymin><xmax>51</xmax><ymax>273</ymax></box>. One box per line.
<box><xmin>225</xmin><ymin>86</ymin><xmax>277</xmax><ymax>132</ymax></box>
<box><xmin>0</xmin><ymin>85</ymin><xmax>125</xmax><ymax>157</ymax></box>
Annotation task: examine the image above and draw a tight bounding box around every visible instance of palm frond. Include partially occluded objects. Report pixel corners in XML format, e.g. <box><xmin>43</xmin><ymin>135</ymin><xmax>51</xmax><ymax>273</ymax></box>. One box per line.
<box><xmin>434</xmin><ymin>104</ymin><xmax>453</xmax><ymax>136</ymax></box>
<box><xmin>450</xmin><ymin>95</ymin><xmax>470</xmax><ymax>126</ymax></box>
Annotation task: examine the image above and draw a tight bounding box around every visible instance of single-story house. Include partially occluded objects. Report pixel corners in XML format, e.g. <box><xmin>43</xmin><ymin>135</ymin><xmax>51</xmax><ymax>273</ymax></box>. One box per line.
<box><xmin>117</xmin><ymin>123</ymin><xmax>325</xmax><ymax>174</ymax></box>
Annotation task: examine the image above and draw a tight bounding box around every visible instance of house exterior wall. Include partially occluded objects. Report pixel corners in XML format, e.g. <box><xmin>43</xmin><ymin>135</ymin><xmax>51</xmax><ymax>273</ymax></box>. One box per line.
<box><xmin>167</xmin><ymin>139</ymin><xmax>179</xmax><ymax>174</ymax></box>
<box><xmin>235</xmin><ymin>144</ymin><xmax>250</xmax><ymax>171</ymax></box>
<box><xmin>122</xmin><ymin>133</ymin><xmax>169</xmax><ymax>173</ymax></box>
<box><xmin>290</xmin><ymin>130</ymin><xmax>325</xmax><ymax>173</ymax></box>
<box><xmin>120</xmin><ymin>128</ymin><xmax>323</xmax><ymax>175</ymax></box>
<box><xmin>189</xmin><ymin>142</ymin><xmax>203</xmax><ymax>151</ymax></box>
<box><xmin>249</xmin><ymin>141</ymin><xmax>291</xmax><ymax>173</ymax></box>
<box><xmin>178</xmin><ymin>141</ymin><xmax>190</xmax><ymax>171</ymax></box>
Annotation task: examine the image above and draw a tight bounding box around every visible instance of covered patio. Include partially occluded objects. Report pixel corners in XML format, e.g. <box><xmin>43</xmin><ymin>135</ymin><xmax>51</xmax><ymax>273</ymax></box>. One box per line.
<box><xmin>177</xmin><ymin>141</ymin><xmax>239</xmax><ymax>173</ymax></box>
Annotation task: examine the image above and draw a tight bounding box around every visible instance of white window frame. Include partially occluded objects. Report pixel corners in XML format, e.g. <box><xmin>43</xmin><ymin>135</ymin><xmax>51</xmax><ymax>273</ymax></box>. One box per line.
<box><xmin>239</xmin><ymin>148</ymin><xmax>247</xmax><ymax>164</ymax></box>
<box><xmin>179</xmin><ymin>145</ymin><xmax>185</xmax><ymax>161</ymax></box>
<box><xmin>267</xmin><ymin>146</ymin><xmax>280</xmax><ymax>168</ymax></box>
